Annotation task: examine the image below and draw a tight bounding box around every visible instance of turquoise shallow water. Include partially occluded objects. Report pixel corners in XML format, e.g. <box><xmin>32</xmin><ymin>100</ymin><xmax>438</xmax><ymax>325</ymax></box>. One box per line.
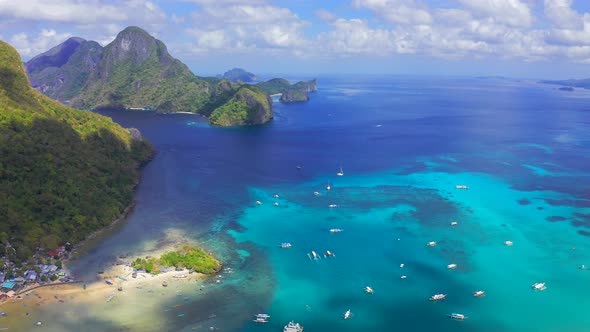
<box><xmin>6</xmin><ymin>76</ymin><xmax>589</xmax><ymax>331</ymax></box>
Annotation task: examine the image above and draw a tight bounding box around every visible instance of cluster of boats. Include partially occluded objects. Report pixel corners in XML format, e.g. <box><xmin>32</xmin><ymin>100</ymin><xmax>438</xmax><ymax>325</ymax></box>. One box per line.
<box><xmin>253</xmin><ymin>313</ymin><xmax>270</xmax><ymax>323</ymax></box>
<box><xmin>307</xmin><ymin>250</ymin><xmax>336</xmax><ymax>260</ymax></box>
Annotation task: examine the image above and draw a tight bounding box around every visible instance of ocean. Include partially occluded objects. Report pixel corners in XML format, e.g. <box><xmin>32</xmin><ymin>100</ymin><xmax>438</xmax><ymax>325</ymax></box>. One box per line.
<box><xmin>12</xmin><ymin>76</ymin><xmax>590</xmax><ymax>331</ymax></box>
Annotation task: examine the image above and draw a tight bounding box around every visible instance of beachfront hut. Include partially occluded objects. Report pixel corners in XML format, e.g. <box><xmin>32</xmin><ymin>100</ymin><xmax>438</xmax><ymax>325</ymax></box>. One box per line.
<box><xmin>1</xmin><ymin>281</ymin><xmax>16</xmax><ymax>290</ymax></box>
<box><xmin>6</xmin><ymin>291</ymin><xmax>15</xmax><ymax>298</ymax></box>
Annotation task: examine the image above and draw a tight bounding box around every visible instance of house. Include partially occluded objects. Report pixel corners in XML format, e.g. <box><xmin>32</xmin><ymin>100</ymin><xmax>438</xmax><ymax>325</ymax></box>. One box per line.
<box><xmin>24</xmin><ymin>270</ymin><xmax>37</xmax><ymax>283</ymax></box>
<box><xmin>6</xmin><ymin>290</ymin><xmax>15</xmax><ymax>298</ymax></box>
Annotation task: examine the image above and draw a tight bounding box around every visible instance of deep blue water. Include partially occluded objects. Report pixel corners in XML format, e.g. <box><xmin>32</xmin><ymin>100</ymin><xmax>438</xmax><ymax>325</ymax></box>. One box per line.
<box><xmin>19</xmin><ymin>76</ymin><xmax>590</xmax><ymax>331</ymax></box>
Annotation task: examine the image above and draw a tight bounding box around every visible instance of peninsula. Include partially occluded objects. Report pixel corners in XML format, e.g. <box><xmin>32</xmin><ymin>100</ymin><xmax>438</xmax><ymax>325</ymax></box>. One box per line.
<box><xmin>0</xmin><ymin>40</ymin><xmax>154</xmax><ymax>284</ymax></box>
<box><xmin>25</xmin><ymin>26</ymin><xmax>272</xmax><ymax>127</ymax></box>
<box><xmin>257</xmin><ymin>78</ymin><xmax>318</xmax><ymax>102</ymax></box>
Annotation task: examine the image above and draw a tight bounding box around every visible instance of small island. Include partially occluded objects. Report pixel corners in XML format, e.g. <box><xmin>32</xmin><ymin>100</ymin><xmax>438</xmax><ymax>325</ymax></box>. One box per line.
<box><xmin>257</xmin><ymin>78</ymin><xmax>317</xmax><ymax>103</ymax></box>
<box><xmin>132</xmin><ymin>245</ymin><xmax>222</xmax><ymax>275</ymax></box>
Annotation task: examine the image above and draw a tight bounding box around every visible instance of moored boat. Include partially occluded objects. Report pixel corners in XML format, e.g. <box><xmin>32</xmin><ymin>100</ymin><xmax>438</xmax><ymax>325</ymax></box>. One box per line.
<box><xmin>343</xmin><ymin>309</ymin><xmax>352</xmax><ymax>319</ymax></box>
<box><xmin>283</xmin><ymin>321</ymin><xmax>304</xmax><ymax>332</ymax></box>
<box><xmin>337</xmin><ymin>167</ymin><xmax>344</xmax><ymax>176</ymax></box>
<box><xmin>504</xmin><ymin>240</ymin><xmax>513</xmax><ymax>246</ymax></box>
<box><xmin>447</xmin><ymin>263</ymin><xmax>457</xmax><ymax>269</ymax></box>
<box><xmin>364</xmin><ymin>286</ymin><xmax>374</xmax><ymax>294</ymax></box>
<box><xmin>429</xmin><ymin>293</ymin><xmax>447</xmax><ymax>301</ymax></box>
<box><xmin>473</xmin><ymin>290</ymin><xmax>485</xmax><ymax>297</ymax></box>
<box><xmin>427</xmin><ymin>241</ymin><xmax>437</xmax><ymax>247</ymax></box>
<box><xmin>448</xmin><ymin>312</ymin><xmax>467</xmax><ymax>320</ymax></box>
<box><xmin>532</xmin><ymin>282</ymin><xmax>546</xmax><ymax>291</ymax></box>
<box><xmin>280</xmin><ymin>242</ymin><xmax>292</xmax><ymax>248</ymax></box>
<box><xmin>329</xmin><ymin>228</ymin><xmax>343</xmax><ymax>233</ymax></box>
<box><xmin>450</xmin><ymin>221</ymin><xmax>458</xmax><ymax>226</ymax></box>
<box><xmin>455</xmin><ymin>185</ymin><xmax>469</xmax><ymax>190</ymax></box>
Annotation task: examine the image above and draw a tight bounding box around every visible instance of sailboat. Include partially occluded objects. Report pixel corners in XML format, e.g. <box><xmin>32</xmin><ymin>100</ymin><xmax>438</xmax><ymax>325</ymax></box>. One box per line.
<box><xmin>326</xmin><ymin>182</ymin><xmax>332</xmax><ymax>191</ymax></box>
<box><xmin>336</xmin><ymin>166</ymin><xmax>344</xmax><ymax>176</ymax></box>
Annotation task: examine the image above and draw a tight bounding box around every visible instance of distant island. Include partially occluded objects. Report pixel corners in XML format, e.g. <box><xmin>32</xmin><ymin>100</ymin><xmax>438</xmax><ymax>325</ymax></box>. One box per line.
<box><xmin>222</xmin><ymin>68</ymin><xmax>258</xmax><ymax>83</ymax></box>
<box><xmin>132</xmin><ymin>245</ymin><xmax>221</xmax><ymax>275</ymax></box>
<box><xmin>0</xmin><ymin>39</ymin><xmax>154</xmax><ymax>275</ymax></box>
<box><xmin>539</xmin><ymin>78</ymin><xmax>590</xmax><ymax>90</ymax></box>
<box><xmin>257</xmin><ymin>78</ymin><xmax>318</xmax><ymax>102</ymax></box>
<box><xmin>25</xmin><ymin>26</ymin><xmax>272</xmax><ymax>127</ymax></box>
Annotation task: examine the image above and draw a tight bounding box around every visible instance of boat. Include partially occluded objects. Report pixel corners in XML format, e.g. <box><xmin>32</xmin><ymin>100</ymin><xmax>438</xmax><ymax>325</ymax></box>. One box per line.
<box><xmin>329</xmin><ymin>228</ymin><xmax>343</xmax><ymax>233</ymax></box>
<box><xmin>426</xmin><ymin>241</ymin><xmax>437</xmax><ymax>247</ymax></box>
<box><xmin>253</xmin><ymin>317</ymin><xmax>268</xmax><ymax>323</ymax></box>
<box><xmin>343</xmin><ymin>309</ymin><xmax>352</xmax><ymax>319</ymax></box>
<box><xmin>455</xmin><ymin>185</ymin><xmax>469</xmax><ymax>190</ymax></box>
<box><xmin>337</xmin><ymin>167</ymin><xmax>344</xmax><ymax>176</ymax></box>
<box><xmin>324</xmin><ymin>250</ymin><xmax>335</xmax><ymax>258</ymax></box>
<box><xmin>274</xmin><ymin>194</ymin><xmax>280</xmax><ymax>198</ymax></box>
<box><xmin>364</xmin><ymin>286</ymin><xmax>374</xmax><ymax>294</ymax></box>
<box><xmin>173</xmin><ymin>274</ymin><xmax>187</xmax><ymax>279</ymax></box>
<box><xmin>447</xmin><ymin>263</ymin><xmax>457</xmax><ymax>269</ymax></box>
<box><xmin>579</xmin><ymin>264</ymin><xmax>586</xmax><ymax>270</ymax></box>
<box><xmin>256</xmin><ymin>201</ymin><xmax>262</xmax><ymax>205</ymax></box>
<box><xmin>308</xmin><ymin>251</ymin><xmax>320</xmax><ymax>260</ymax></box>
<box><xmin>400</xmin><ymin>263</ymin><xmax>405</xmax><ymax>268</ymax></box>
<box><xmin>473</xmin><ymin>290</ymin><xmax>485</xmax><ymax>297</ymax></box>
<box><xmin>283</xmin><ymin>321</ymin><xmax>304</xmax><ymax>332</ymax></box>
<box><xmin>117</xmin><ymin>286</ymin><xmax>123</xmax><ymax>292</ymax></box>
<box><xmin>450</xmin><ymin>221</ymin><xmax>458</xmax><ymax>226</ymax></box>
<box><xmin>255</xmin><ymin>314</ymin><xmax>270</xmax><ymax>319</ymax></box>
<box><xmin>504</xmin><ymin>240</ymin><xmax>513</xmax><ymax>246</ymax></box>
<box><xmin>532</xmin><ymin>282</ymin><xmax>546</xmax><ymax>291</ymax></box>
<box><xmin>117</xmin><ymin>275</ymin><xmax>128</xmax><ymax>281</ymax></box>
<box><xmin>313</xmin><ymin>191</ymin><xmax>321</xmax><ymax>196</ymax></box>
<box><xmin>448</xmin><ymin>312</ymin><xmax>467</xmax><ymax>320</ymax></box>
<box><xmin>162</xmin><ymin>281</ymin><xmax>168</xmax><ymax>287</ymax></box>
<box><xmin>328</xmin><ymin>204</ymin><xmax>338</xmax><ymax>208</ymax></box>
<box><xmin>280</xmin><ymin>243</ymin><xmax>292</xmax><ymax>248</ymax></box>
<box><xmin>400</xmin><ymin>275</ymin><xmax>407</xmax><ymax>279</ymax></box>
<box><xmin>429</xmin><ymin>294</ymin><xmax>447</xmax><ymax>301</ymax></box>
<box><xmin>106</xmin><ymin>294</ymin><xmax>115</xmax><ymax>302</ymax></box>
<box><xmin>105</xmin><ymin>279</ymin><xmax>113</xmax><ymax>285</ymax></box>
<box><xmin>326</xmin><ymin>182</ymin><xmax>332</xmax><ymax>191</ymax></box>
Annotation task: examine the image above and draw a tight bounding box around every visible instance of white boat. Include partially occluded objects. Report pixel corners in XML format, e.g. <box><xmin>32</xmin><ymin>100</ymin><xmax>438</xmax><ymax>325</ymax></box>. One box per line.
<box><xmin>400</xmin><ymin>263</ymin><xmax>405</xmax><ymax>268</ymax></box>
<box><xmin>313</xmin><ymin>191</ymin><xmax>321</xmax><ymax>196</ymax></box>
<box><xmin>274</xmin><ymin>202</ymin><xmax>279</xmax><ymax>206</ymax></box>
<box><xmin>329</xmin><ymin>228</ymin><xmax>343</xmax><ymax>233</ymax></box>
<box><xmin>455</xmin><ymin>185</ymin><xmax>469</xmax><ymax>190</ymax></box>
<box><xmin>532</xmin><ymin>282</ymin><xmax>547</xmax><ymax>291</ymax></box>
<box><xmin>337</xmin><ymin>167</ymin><xmax>344</xmax><ymax>176</ymax></box>
<box><xmin>326</xmin><ymin>182</ymin><xmax>332</xmax><ymax>191</ymax></box>
<box><xmin>255</xmin><ymin>314</ymin><xmax>270</xmax><ymax>319</ymax></box>
<box><xmin>579</xmin><ymin>264</ymin><xmax>587</xmax><ymax>270</ymax></box>
<box><xmin>429</xmin><ymin>293</ymin><xmax>447</xmax><ymax>301</ymax></box>
<box><xmin>274</xmin><ymin>194</ymin><xmax>280</xmax><ymax>198</ymax></box>
<box><xmin>447</xmin><ymin>263</ymin><xmax>457</xmax><ymax>269</ymax></box>
<box><xmin>324</xmin><ymin>250</ymin><xmax>335</xmax><ymax>258</ymax></box>
<box><xmin>253</xmin><ymin>317</ymin><xmax>268</xmax><ymax>323</ymax></box>
<box><xmin>426</xmin><ymin>241</ymin><xmax>437</xmax><ymax>247</ymax></box>
<box><xmin>308</xmin><ymin>251</ymin><xmax>320</xmax><ymax>260</ymax></box>
<box><xmin>400</xmin><ymin>275</ymin><xmax>407</xmax><ymax>279</ymax></box>
<box><xmin>473</xmin><ymin>290</ymin><xmax>485</xmax><ymax>297</ymax></box>
<box><xmin>283</xmin><ymin>321</ymin><xmax>304</xmax><ymax>332</ymax></box>
<box><xmin>448</xmin><ymin>312</ymin><xmax>467</xmax><ymax>320</ymax></box>
<box><xmin>343</xmin><ymin>309</ymin><xmax>352</xmax><ymax>319</ymax></box>
<box><xmin>256</xmin><ymin>201</ymin><xmax>262</xmax><ymax>205</ymax></box>
<box><xmin>450</xmin><ymin>221</ymin><xmax>458</xmax><ymax>226</ymax></box>
<box><xmin>504</xmin><ymin>240</ymin><xmax>513</xmax><ymax>246</ymax></box>
<box><xmin>328</xmin><ymin>204</ymin><xmax>338</xmax><ymax>208</ymax></box>
<box><xmin>279</xmin><ymin>243</ymin><xmax>292</xmax><ymax>248</ymax></box>
<box><xmin>364</xmin><ymin>286</ymin><xmax>374</xmax><ymax>294</ymax></box>
<box><xmin>106</xmin><ymin>294</ymin><xmax>115</xmax><ymax>302</ymax></box>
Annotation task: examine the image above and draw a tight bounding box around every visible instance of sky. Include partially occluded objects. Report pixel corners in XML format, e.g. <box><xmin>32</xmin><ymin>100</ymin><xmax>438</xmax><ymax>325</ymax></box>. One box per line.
<box><xmin>2</xmin><ymin>0</ymin><xmax>590</xmax><ymax>79</ymax></box>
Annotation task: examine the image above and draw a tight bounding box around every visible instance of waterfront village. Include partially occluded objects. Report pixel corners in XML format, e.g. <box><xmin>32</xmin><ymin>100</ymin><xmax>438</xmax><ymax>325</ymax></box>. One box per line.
<box><xmin>0</xmin><ymin>244</ymin><xmax>72</xmax><ymax>303</ymax></box>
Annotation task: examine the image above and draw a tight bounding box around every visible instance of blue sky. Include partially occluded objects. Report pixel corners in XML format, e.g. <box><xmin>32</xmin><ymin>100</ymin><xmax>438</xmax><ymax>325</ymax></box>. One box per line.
<box><xmin>2</xmin><ymin>0</ymin><xmax>590</xmax><ymax>79</ymax></box>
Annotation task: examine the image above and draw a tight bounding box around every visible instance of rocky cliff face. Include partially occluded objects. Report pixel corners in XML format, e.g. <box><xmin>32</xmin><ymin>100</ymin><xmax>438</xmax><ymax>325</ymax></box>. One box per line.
<box><xmin>26</xmin><ymin>26</ymin><xmax>274</xmax><ymax>126</ymax></box>
<box><xmin>26</xmin><ymin>37</ymin><xmax>103</xmax><ymax>100</ymax></box>
<box><xmin>258</xmin><ymin>78</ymin><xmax>317</xmax><ymax>103</ymax></box>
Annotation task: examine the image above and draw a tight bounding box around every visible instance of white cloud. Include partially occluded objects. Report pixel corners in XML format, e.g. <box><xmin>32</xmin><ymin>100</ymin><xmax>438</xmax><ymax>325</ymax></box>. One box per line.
<box><xmin>352</xmin><ymin>0</ymin><xmax>433</xmax><ymax>25</ymax></box>
<box><xmin>186</xmin><ymin>2</ymin><xmax>308</xmax><ymax>52</ymax></box>
<box><xmin>544</xmin><ymin>0</ymin><xmax>583</xmax><ymax>29</ymax></box>
<box><xmin>0</xmin><ymin>0</ymin><xmax>166</xmax><ymax>24</ymax></box>
<box><xmin>457</xmin><ymin>0</ymin><xmax>534</xmax><ymax>28</ymax></box>
<box><xmin>9</xmin><ymin>29</ymin><xmax>72</xmax><ymax>57</ymax></box>
<box><xmin>315</xmin><ymin>9</ymin><xmax>337</xmax><ymax>23</ymax></box>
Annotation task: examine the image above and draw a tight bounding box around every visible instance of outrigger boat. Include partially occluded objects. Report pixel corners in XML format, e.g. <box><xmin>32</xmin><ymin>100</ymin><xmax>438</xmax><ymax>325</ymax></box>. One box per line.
<box><xmin>324</xmin><ymin>250</ymin><xmax>335</xmax><ymax>258</ymax></box>
<box><xmin>279</xmin><ymin>243</ymin><xmax>292</xmax><ymax>248</ymax></box>
<box><xmin>532</xmin><ymin>282</ymin><xmax>547</xmax><ymax>291</ymax></box>
<box><xmin>448</xmin><ymin>312</ymin><xmax>467</xmax><ymax>320</ymax></box>
<box><xmin>329</xmin><ymin>228</ymin><xmax>343</xmax><ymax>233</ymax></box>
<box><xmin>429</xmin><ymin>293</ymin><xmax>447</xmax><ymax>301</ymax></box>
<box><xmin>337</xmin><ymin>167</ymin><xmax>344</xmax><ymax>176</ymax></box>
<box><xmin>253</xmin><ymin>317</ymin><xmax>268</xmax><ymax>323</ymax></box>
<box><xmin>455</xmin><ymin>185</ymin><xmax>469</xmax><ymax>190</ymax></box>
<box><xmin>255</xmin><ymin>314</ymin><xmax>270</xmax><ymax>319</ymax></box>
<box><xmin>473</xmin><ymin>290</ymin><xmax>485</xmax><ymax>297</ymax></box>
<box><xmin>307</xmin><ymin>251</ymin><xmax>320</xmax><ymax>260</ymax></box>
<box><xmin>256</xmin><ymin>201</ymin><xmax>262</xmax><ymax>205</ymax></box>
<box><xmin>343</xmin><ymin>309</ymin><xmax>352</xmax><ymax>319</ymax></box>
<box><xmin>450</xmin><ymin>221</ymin><xmax>459</xmax><ymax>226</ymax></box>
<box><xmin>364</xmin><ymin>286</ymin><xmax>374</xmax><ymax>294</ymax></box>
<box><xmin>326</xmin><ymin>182</ymin><xmax>332</xmax><ymax>191</ymax></box>
<box><xmin>328</xmin><ymin>204</ymin><xmax>339</xmax><ymax>208</ymax></box>
<box><xmin>426</xmin><ymin>241</ymin><xmax>437</xmax><ymax>247</ymax></box>
<box><xmin>447</xmin><ymin>263</ymin><xmax>457</xmax><ymax>269</ymax></box>
<box><xmin>504</xmin><ymin>240</ymin><xmax>514</xmax><ymax>246</ymax></box>
<box><xmin>283</xmin><ymin>321</ymin><xmax>304</xmax><ymax>332</ymax></box>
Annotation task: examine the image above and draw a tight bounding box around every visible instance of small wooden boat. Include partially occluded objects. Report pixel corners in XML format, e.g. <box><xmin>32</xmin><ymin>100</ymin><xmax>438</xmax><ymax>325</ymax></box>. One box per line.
<box><xmin>162</xmin><ymin>281</ymin><xmax>168</xmax><ymax>287</ymax></box>
<box><xmin>426</xmin><ymin>241</ymin><xmax>437</xmax><ymax>247</ymax></box>
<box><xmin>473</xmin><ymin>290</ymin><xmax>485</xmax><ymax>297</ymax></box>
<box><xmin>448</xmin><ymin>312</ymin><xmax>467</xmax><ymax>320</ymax></box>
<box><xmin>429</xmin><ymin>294</ymin><xmax>447</xmax><ymax>301</ymax></box>
<box><xmin>447</xmin><ymin>263</ymin><xmax>457</xmax><ymax>269</ymax></box>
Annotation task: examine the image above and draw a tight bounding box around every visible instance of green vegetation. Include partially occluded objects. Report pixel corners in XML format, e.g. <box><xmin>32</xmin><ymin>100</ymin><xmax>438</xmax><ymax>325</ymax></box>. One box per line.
<box><xmin>209</xmin><ymin>85</ymin><xmax>272</xmax><ymax>126</ymax></box>
<box><xmin>0</xmin><ymin>40</ymin><xmax>154</xmax><ymax>263</ymax></box>
<box><xmin>25</xmin><ymin>27</ymin><xmax>274</xmax><ymax>126</ymax></box>
<box><xmin>222</xmin><ymin>68</ymin><xmax>257</xmax><ymax>83</ymax></box>
<box><xmin>132</xmin><ymin>245</ymin><xmax>221</xmax><ymax>274</ymax></box>
<box><xmin>257</xmin><ymin>78</ymin><xmax>317</xmax><ymax>102</ymax></box>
